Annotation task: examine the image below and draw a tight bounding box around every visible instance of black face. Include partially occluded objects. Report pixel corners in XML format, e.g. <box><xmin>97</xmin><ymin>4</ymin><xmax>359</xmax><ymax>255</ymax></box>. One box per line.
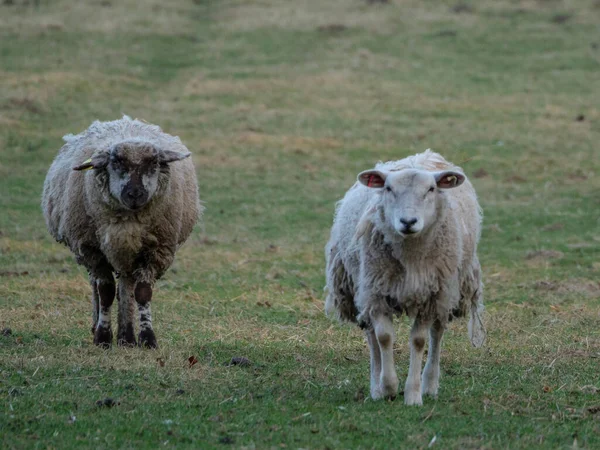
<box><xmin>120</xmin><ymin>171</ymin><xmax>150</xmax><ymax>210</ymax></box>
<box><xmin>107</xmin><ymin>144</ymin><xmax>160</xmax><ymax>211</ymax></box>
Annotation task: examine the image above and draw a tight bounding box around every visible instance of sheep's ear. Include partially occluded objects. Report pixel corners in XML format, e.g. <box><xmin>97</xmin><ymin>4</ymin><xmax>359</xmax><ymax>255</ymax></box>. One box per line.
<box><xmin>358</xmin><ymin>170</ymin><xmax>387</xmax><ymax>188</ymax></box>
<box><xmin>73</xmin><ymin>153</ymin><xmax>109</xmax><ymax>171</ymax></box>
<box><xmin>434</xmin><ymin>171</ymin><xmax>465</xmax><ymax>189</ymax></box>
<box><xmin>159</xmin><ymin>150</ymin><xmax>191</xmax><ymax>164</ymax></box>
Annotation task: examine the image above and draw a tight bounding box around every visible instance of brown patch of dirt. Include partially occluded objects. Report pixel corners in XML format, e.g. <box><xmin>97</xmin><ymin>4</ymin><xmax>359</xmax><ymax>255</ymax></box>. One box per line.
<box><xmin>525</xmin><ymin>250</ymin><xmax>564</xmax><ymax>261</ymax></box>
<box><xmin>532</xmin><ymin>279</ymin><xmax>600</xmax><ymax>296</ymax></box>
<box><xmin>434</xmin><ymin>30</ymin><xmax>457</xmax><ymax>38</ymax></box>
<box><xmin>541</xmin><ymin>222</ymin><xmax>564</xmax><ymax>231</ymax></box>
<box><xmin>317</xmin><ymin>24</ymin><xmax>347</xmax><ymax>33</ymax></box>
<box><xmin>532</xmin><ymin>280</ymin><xmax>558</xmax><ymax>291</ymax></box>
<box><xmin>473</xmin><ymin>168</ymin><xmax>488</xmax><ymax>178</ymax></box>
<box><xmin>42</xmin><ymin>23</ymin><xmax>64</xmax><ymax>31</ymax></box>
<box><xmin>558</xmin><ymin>349</ymin><xmax>600</xmax><ymax>360</ymax></box>
<box><xmin>7</xmin><ymin>97</ymin><xmax>44</xmax><ymax>114</ymax></box>
<box><xmin>506</xmin><ymin>175</ymin><xmax>526</xmax><ymax>183</ymax></box>
<box><xmin>567</xmin><ymin>170</ymin><xmax>588</xmax><ymax>181</ymax></box>
<box><xmin>551</xmin><ymin>14</ymin><xmax>572</xmax><ymax>24</ymax></box>
<box><xmin>451</xmin><ymin>3</ymin><xmax>474</xmax><ymax>14</ymax></box>
<box><xmin>0</xmin><ymin>270</ymin><xmax>29</xmax><ymax>277</ymax></box>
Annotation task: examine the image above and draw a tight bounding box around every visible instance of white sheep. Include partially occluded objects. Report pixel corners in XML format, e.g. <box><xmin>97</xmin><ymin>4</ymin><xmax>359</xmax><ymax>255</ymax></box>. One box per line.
<box><xmin>325</xmin><ymin>149</ymin><xmax>485</xmax><ymax>405</ymax></box>
<box><xmin>42</xmin><ymin>116</ymin><xmax>202</xmax><ymax>349</ymax></box>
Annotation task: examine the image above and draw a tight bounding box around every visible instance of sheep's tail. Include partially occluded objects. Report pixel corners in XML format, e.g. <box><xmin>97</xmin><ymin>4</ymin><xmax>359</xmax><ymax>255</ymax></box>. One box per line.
<box><xmin>468</xmin><ymin>281</ymin><xmax>486</xmax><ymax>348</ymax></box>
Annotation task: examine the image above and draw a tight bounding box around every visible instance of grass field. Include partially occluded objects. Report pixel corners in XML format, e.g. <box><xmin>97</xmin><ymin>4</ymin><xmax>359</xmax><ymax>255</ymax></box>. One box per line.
<box><xmin>1</xmin><ymin>0</ymin><xmax>599</xmax><ymax>448</ymax></box>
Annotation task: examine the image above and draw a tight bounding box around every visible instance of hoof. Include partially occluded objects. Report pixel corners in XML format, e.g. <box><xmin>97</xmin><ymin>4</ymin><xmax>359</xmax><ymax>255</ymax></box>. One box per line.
<box><xmin>371</xmin><ymin>384</ymin><xmax>398</xmax><ymax>401</ymax></box>
<box><xmin>380</xmin><ymin>375</ymin><xmax>399</xmax><ymax>400</ymax></box>
<box><xmin>93</xmin><ymin>326</ymin><xmax>113</xmax><ymax>349</ymax></box>
<box><xmin>370</xmin><ymin>388</ymin><xmax>382</xmax><ymax>401</ymax></box>
<box><xmin>404</xmin><ymin>391</ymin><xmax>423</xmax><ymax>406</ymax></box>
<box><xmin>117</xmin><ymin>323</ymin><xmax>137</xmax><ymax>347</ymax></box>
<box><xmin>421</xmin><ymin>386</ymin><xmax>439</xmax><ymax>398</ymax></box>
<box><xmin>138</xmin><ymin>329</ymin><xmax>157</xmax><ymax>349</ymax></box>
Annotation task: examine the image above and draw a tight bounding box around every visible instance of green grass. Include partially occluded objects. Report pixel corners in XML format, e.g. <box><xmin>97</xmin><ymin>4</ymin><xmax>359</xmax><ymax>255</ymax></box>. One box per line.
<box><xmin>1</xmin><ymin>0</ymin><xmax>599</xmax><ymax>448</ymax></box>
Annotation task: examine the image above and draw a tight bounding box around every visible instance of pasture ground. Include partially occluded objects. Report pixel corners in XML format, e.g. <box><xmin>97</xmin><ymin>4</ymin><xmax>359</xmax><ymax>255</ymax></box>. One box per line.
<box><xmin>1</xmin><ymin>0</ymin><xmax>599</xmax><ymax>448</ymax></box>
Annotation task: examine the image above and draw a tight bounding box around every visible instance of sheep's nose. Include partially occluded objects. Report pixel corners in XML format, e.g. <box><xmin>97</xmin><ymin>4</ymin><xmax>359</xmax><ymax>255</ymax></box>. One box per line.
<box><xmin>128</xmin><ymin>189</ymin><xmax>144</xmax><ymax>199</ymax></box>
<box><xmin>400</xmin><ymin>217</ymin><xmax>418</xmax><ymax>227</ymax></box>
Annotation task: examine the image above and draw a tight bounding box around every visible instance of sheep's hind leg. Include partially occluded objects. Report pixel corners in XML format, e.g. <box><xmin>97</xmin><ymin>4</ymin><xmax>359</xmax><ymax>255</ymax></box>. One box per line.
<box><xmin>90</xmin><ymin>275</ymin><xmax>100</xmax><ymax>335</ymax></box>
<box><xmin>373</xmin><ymin>314</ymin><xmax>398</xmax><ymax>400</ymax></box>
<box><xmin>93</xmin><ymin>276</ymin><xmax>115</xmax><ymax>349</ymax></box>
<box><xmin>135</xmin><ymin>282</ymin><xmax>157</xmax><ymax>349</ymax></box>
<box><xmin>117</xmin><ymin>276</ymin><xmax>137</xmax><ymax>347</ymax></box>
<box><xmin>404</xmin><ymin>319</ymin><xmax>429</xmax><ymax>405</ymax></box>
<box><xmin>422</xmin><ymin>319</ymin><xmax>444</xmax><ymax>397</ymax></box>
<box><xmin>365</xmin><ymin>328</ymin><xmax>383</xmax><ymax>400</ymax></box>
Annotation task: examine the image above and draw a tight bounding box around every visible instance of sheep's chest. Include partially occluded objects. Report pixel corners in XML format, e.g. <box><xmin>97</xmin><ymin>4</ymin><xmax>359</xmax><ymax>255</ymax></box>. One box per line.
<box><xmin>99</xmin><ymin>220</ymin><xmax>156</xmax><ymax>272</ymax></box>
<box><xmin>372</xmin><ymin>256</ymin><xmax>445</xmax><ymax>319</ymax></box>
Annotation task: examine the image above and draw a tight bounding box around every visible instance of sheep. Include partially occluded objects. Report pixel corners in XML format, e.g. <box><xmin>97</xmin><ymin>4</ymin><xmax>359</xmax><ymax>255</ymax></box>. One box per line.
<box><xmin>42</xmin><ymin>116</ymin><xmax>202</xmax><ymax>349</ymax></box>
<box><xmin>325</xmin><ymin>149</ymin><xmax>485</xmax><ymax>405</ymax></box>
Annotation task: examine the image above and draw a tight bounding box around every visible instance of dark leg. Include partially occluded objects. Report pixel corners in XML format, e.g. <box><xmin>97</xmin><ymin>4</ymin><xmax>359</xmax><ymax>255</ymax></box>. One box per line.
<box><xmin>93</xmin><ymin>278</ymin><xmax>115</xmax><ymax>348</ymax></box>
<box><xmin>135</xmin><ymin>281</ymin><xmax>157</xmax><ymax>349</ymax></box>
<box><xmin>117</xmin><ymin>276</ymin><xmax>137</xmax><ymax>347</ymax></box>
<box><xmin>90</xmin><ymin>276</ymin><xmax>100</xmax><ymax>335</ymax></box>
<box><xmin>81</xmin><ymin>250</ymin><xmax>113</xmax><ymax>339</ymax></box>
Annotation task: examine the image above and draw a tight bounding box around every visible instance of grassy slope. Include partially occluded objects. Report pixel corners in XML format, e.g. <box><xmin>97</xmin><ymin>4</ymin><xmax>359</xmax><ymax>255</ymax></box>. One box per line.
<box><xmin>1</xmin><ymin>0</ymin><xmax>599</xmax><ymax>448</ymax></box>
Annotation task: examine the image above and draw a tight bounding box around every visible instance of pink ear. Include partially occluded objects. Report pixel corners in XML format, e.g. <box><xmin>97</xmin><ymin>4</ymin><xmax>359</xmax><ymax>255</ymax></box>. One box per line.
<box><xmin>435</xmin><ymin>171</ymin><xmax>465</xmax><ymax>189</ymax></box>
<box><xmin>358</xmin><ymin>170</ymin><xmax>386</xmax><ymax>188</ymax></box>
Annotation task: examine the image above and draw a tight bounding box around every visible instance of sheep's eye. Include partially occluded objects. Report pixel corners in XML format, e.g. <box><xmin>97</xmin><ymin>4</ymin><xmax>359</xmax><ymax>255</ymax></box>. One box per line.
<box><xmin>428</xmin><ymin>186</ymin><xmax>435</xmax><ymax>193</ymax></box>
<box><xmin>385</xmin><ymin>186</ymin><xmax>392</xmax><ymax>192</ymax></box>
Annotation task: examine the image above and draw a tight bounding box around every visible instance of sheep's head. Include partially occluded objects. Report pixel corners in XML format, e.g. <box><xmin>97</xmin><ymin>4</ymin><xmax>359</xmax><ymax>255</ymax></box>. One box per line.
<box><xmin>73</xmin><ymin>141</ymin><xmax>190</xmax><ymax>211</ymax></box>
<box><xmin>357</xmin><ymin>168</ymin><xmax>465</xmax><ymax>238</ymax></box>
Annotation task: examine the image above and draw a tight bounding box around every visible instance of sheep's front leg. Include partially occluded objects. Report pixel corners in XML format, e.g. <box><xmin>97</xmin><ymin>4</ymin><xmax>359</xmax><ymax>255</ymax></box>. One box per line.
<box><xmin>117</xmin><ymin>276</ymin><xmax>137</xmax><ymax>347</ymax></box>
<box><xmin>372</xmin><ymin>314</ymin><xmax>398</xmax><ymax>400</ymax></box>
<box><xmin>365</xmin><ymin>328</ymin><xmax>382</xmax><ymax>399</ymax></box>
<box><xmin>93</xmin><ymin>277</ymin><xmax>115</xmax><ymax>348</ymax></box>
<box><xmin>422</xmin><ymin>319</ymin><xmax>444</xmax><ymax>397</ymax></box>
<box><xmin>404</xmin><ymin>319</ymin><xmax>429</xmax><ymax>405</ymax></box>
<box><xmin>135</xmin><ymin>282</ymin><xmax>157</xmax><ymax>349</ymax></box>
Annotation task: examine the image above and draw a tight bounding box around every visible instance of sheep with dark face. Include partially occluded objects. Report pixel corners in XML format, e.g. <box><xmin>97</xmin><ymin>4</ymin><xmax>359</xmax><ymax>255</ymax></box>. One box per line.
<box><xmin>325</xmin><ymin>150</ymin><xmax>485</xmax><ymax>405</ymax></box>
<box><xmin>42</xmin><ymin>116</ymin><xmax>201</xmax><ymax>348</ymax></box>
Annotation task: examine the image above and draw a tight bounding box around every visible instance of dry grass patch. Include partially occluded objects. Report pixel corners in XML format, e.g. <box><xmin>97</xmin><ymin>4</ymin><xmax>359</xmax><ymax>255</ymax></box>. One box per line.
<box><xmin>0</xmin><ymin>0</ymin><xmax>201</xmax><ymax>35</ymax></box>
<box><xmin>217</xmin><ymin>0</ymin><xmax>486</xmax><ymax>33</ymax></box>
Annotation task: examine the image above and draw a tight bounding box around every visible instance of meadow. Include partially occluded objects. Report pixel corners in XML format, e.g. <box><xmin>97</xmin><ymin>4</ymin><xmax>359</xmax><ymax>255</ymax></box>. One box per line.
<box><xmin>1</xmin><ymin>0</ymin><xmax>599</xmax><ymax>448</ymax></box>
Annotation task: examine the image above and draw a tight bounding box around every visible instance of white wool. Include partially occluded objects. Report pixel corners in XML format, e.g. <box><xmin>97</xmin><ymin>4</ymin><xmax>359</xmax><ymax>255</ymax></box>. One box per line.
<box><xmin>325</xmin><ymin>149</ymin><xmax>485</xmax><ymax>404</ymax></box>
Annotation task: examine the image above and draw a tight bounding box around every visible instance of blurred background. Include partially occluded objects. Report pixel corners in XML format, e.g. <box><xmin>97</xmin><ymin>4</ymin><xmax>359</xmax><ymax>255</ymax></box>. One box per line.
<box><xmin>1</xmin><ymin>1</ymin><xmax>599</xmax><ymax>448</ymax></box>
